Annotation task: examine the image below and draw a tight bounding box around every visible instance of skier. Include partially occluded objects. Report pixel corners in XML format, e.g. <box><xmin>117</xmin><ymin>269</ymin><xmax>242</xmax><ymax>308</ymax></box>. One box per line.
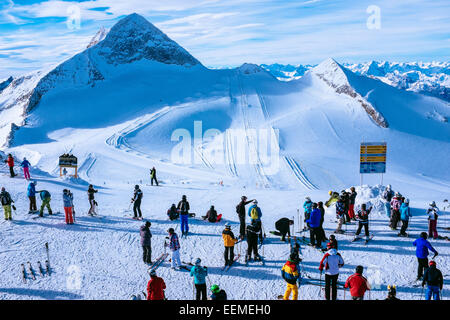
<box><xmin>281</xmin><ymin>253</ymin><xmax>300</xmax><ymax>300</ymax></box>
<box><xmin>190</xmin><ymin>258</ymin><xmax>208</xmax><ymax>300</ymax></box>
<box><xmin>236</xmin><ymin>196</ymin><xmax>254</xmax><ymax>240</ymax></box>
<box><xmin>140</xmin><ymin>221</ymin><xmax>152</xmax><ymax>264</ymax></box>
<box><xmin>398</xmin><ymin>198</ymin><xmax>412</xmax><ymax>236</ymax></box>
<box><xmin>413</xmin><ymin>232</ymin><xmax>438</xmax><ymax>281</ymax></box>
<box><xmin>131</xmin><ymin>185</ymin><xmax>143</xmax><ymax>220</ymax></box>
<box><xmin>340</xmin><ymin>190</ymin><xmax>351</xmax><ymax>223</ymax></box>
<box><xmin>248</xmin><ymin>200</ymin><xmax>263</xmax><ymax>243</ymax></box>
<box><xmin>348</xmin><ymin>187</ymin><xmax>357</xmax><ymax>221</ymax></box>
<box><xmin>422</xmin><ymin>260</ymin><xmax>443</xmax><ymax>300</ymax></box>
<box><xmin>210</xmin><ymin>284</ymin><xmax>227</xmax><ymax>300</ymax></box>
<box><xmin>146</xmin><ymin>270</ymin><xmax>166</xmax><ymax>300</ymax></box>
<box><xmin>150</xmin><ymin>167</ymin><xmax>158</xmax><ymax>186</ymax></box>
<box><xmin>167</xmin><ymin>204</ymin><xmax>179</xmax><ymax>221</ymax></box>
<box><xmin>317</xmin><ymin>201</ymin><xmax>326</xmax><ymax>242</ymax></box>
<box><xmin>4</xmin><ymin>154</ymin><xmax>16</xmax><ymax>178</ymax></box>
<box><xmin>303</xmin><ymin>197</ymin><xmax>312</xmax><ymax>229</ymax></box>
<box><xmin>385</xmin><ymin>285</ymin><xmax>400</xmax><ymax>300</ymax></box>
<box><xmin>38</xmin><ymin>190</ymin><xmax>52</xmax><ymax>217</ymax></box>
<box><xmin>20</xmin><ymin>157</ymin><xmax>31</xmax><ymax>180</ymax></box>
<box><xmin>87</xmin><ymin>184</ymin><xmax>98</xmax><ymax>216</ymax></box>
<box><xmin>202</xmin><ymin>205</ymin><xmax>218</xmax><ymax>223</ymax></box>
<box><xmin>177</xmin><ymin>195</ymin><xmax>190</xmax><ymax>236</ymax></box>
<box><xmin>325</xmin><ymin>190</ymin><xmax>339</xmax><ymax>207</ymax></box>
<box><xmin>167</xmin><ymin>228</ymin><xmax>182</xmax><ymax>269</ymax></box>
<box><xmin>383</xmin><ymin>185</ymin><xmax>394</xmax><ymax>218</ymax></box>
<box><xmin>62</xmin><ymin>189</ymin><xmax>74</xmax><ymax>224</ymax></box>
<box><xmin>344</xmin><ymin>265</ymin><xmax>371</xmax><ymax>300</ymax></box>
<box><xmin>326</xmin><ymin>234</ymin><xmax>338</xmax><ymax>251</ymax></box>
<box><xmin>27</xmin><ymin>181</ymin><xmax>38</xmax><ymax>214</ymax></box>
<box><xmin>305</xmin><ymin>203</ymin><xmax>322</xmax><ymax>248</ymax></box>
<box><xmin>274</xmin><ymin>218</ymin><xmax>294</xmax><ymax>242</ymax></box>
<box><xmin>246</xmin><ymin>220</ymin><xmax>262</xmax><ymax>262</ymax></box>
<box><xmin>0</xmin><ymin>187</ymin><xmax>14</xmax><ymax>221</ymax></box>
<box><xmin>319</xmin><ymin>248</ymin><xmax>344</xmax><ymax>300</ymax></box>
<box><xmin>389</xmin><ymin>192</ymin><xmax>402</xmax><ymax>230</ymax></box>
<box><xmin>427</xmin><ymin>201</ymin><xmax>439</xmax><ymax>239</ymax></box>
<box><xmin>222</xmin><ymin>223</ymin><xmax>238</xmax><ymax>267</ymax></box>
<box><xmin>354</xmin><ymin>203</ymin><xmax>372</xmax><ymax>242</ymax></box>
<box><xmin>334</xmin><ymin>196</ymin><xmax>346</xmax><ymax>234</ymax></box>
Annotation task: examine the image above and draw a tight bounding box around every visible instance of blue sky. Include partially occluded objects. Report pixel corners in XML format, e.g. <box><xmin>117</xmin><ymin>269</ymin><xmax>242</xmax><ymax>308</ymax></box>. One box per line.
<box><xmin>0</xmin><ymin>0</ymin><xmax>449</xmax><ymax>78</ymax></box>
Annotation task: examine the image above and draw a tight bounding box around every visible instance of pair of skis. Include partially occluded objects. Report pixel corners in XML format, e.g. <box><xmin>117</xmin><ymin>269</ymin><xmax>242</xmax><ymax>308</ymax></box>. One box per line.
<box><xmin>222</xmin><ymin>254</ymin><xmax>241</xmax><ymax>271</ymax></box>
<box><xmin>148</xmin><ymin>252</ymin><xmax>169</xmax><ymax>273</ymax></box>
<box><xmin>351</xmin><ymin>233</ymin><xmax>374</xmax><ymax>244</ymax></box>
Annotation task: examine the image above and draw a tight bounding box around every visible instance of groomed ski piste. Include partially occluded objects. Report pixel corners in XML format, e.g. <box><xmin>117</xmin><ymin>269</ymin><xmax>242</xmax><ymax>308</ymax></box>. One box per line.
<box><xmin>0</xmin><ymin>13</ymin><xmax>449</xmax><ymax>300</ymax></box>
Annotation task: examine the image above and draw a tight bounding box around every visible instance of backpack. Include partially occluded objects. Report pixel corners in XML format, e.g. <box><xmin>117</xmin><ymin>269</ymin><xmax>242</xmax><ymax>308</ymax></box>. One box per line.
<box><xmin>1</xmin><ymin>193</ymin><xmax>10</xmax><ymax>205</ymax></box>
<box><xmin>250</xmin><ymin>207</ymin><xmax>259</xmax><ymax>220</ymax></box>
<box><xmin>236</xmin><ymin>204</ymin><xmax>240</xmax><ymax>214</ymax></box>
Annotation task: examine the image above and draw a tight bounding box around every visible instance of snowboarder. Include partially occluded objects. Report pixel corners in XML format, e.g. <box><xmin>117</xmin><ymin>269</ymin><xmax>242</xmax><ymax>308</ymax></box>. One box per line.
<box><xmin>0</xmin><ymin>187</ymin><xmax>14</xmax><ymax>220</ymax></box>
<box><xmin>150</xmin><ymin>167</ymin><xmax>158</xmax><ymax>186</ymax></box>
<box><xmin>326</xmin><ymin>234</ymin><xmax>338</xmax><ymax>251</ymax></box>
<box><xmin>167</xmin><ymin>228</ymin><xmax>182</xmax><ymax>269</ymax></box>
<box><xmin>348</xmin><ymin>187</ymin><xmax>357</xmax><ymax>221</ymax></box>
<box><xmin>334</xmin><ymin>197</ymin><xmax>346</xmax><ymax>234</ymax></box>
<box><xmin>248</xmin><ymin>200</ymin><xmax>264</xmax><ymax>243</ymax></box>
<box><xmin>167</xmin><ymin>204</ymin><xmax>179</xmax><ymax>221</ymax></box>
<box><xmin>319</xmin><ymin>248</ymin><xmax>344</xmax><ymax>300</ymax></box>
<box><xmin>27</xmin><ymin>181</ymin><xmax>38</xmax><ymax>213</ymax></box>
<box><xmin>413</xmin><ymin>232</ymin><xmax>438</xmax><ymax>281</ymax></box>
<box><xmin>385</xmin><ymin>285</ymin><xmax>400</xmax><ymax>300</ymax></box>
<box><xmin>427</xmin><ymin>201</ymin><xmax>439</xmax><ymax>239</ymax></box>
<box><xmin>202</xmin><ymin>205</ymin><xmax>218</xmax><ymax>223</ymax></box>
<box><xmin>38</xmin><ymin>190</ymin><xmax>52</xmax><ymax>217</ymax></box>
<box><xmin>190</xmin><ymin>258</ymin><xmax>208</xmax><ymax>300</ymax></box>
<box><xmin>177</xmin><ymin>195</ymin><xmax>190</xmax><ymax>236</ymax></box>
<box><xmin>305</xmin><ymin>203</ymin><xmax>322</xmax><ymax>248</ymax></box>
<box><xmin>274</xmin><ymin>218</ymin><xmax>294</xmax><ymax>242</ymax></box>
<box><xmin>325</xmin><ymin>190</ymin><xmax>339</xmax><ymax>207</ymax></box>
<box><xmin>236</xmin><ymin>196</ymin><xmax>254</xmax><ymax>239</ymax></box>
<box><xmin>62</xmin><ymin>189</ymin><xmax>74</xmax><ymax>224</ymax></box>
<box><xmin>389</xmin><ymin>192</ymin><xmax>402</xmax><ymax>230</ymax></box>
<box><xmin>87</xmin><ymin>184</ymin><xmax>98</xmax><ymax>216</ymax></box>
<box><xmin>4</xmin><ymin>154</ymin><xmax>16</xmax><ymax>178</ymax></box>
<box><xmin>222</xmin><ymin>223</ymin><xmax>238</xmax><ymax>267</ymax></box>
<box><xmin>281</xmin><ymin>253</ymin><xmax>300</xmax><ymax>300</ymax></box>
<box><xmin>210</xmin><ymin>284</ymin><xmax>227</xmax><ymax>300</ymax></box>
<box><xmin>354</xmin><ymin>203</ymin><xmax>372</xmax><ymax>242</ymax></box>
<box><xmin>303</xmin><ymin>197</ymin><xmax>312</xmax><ymax>229</ymax></box>
<box><xmin>383</xmin><ymin>185</ymin><xmax>394</xmax><ymax>218</ymax></box>
<box><xmin>147</xmin><ymin>270</ymin><xmax>166</xmax><ymax>300</ymax></box>
<box><xmin>340</xmin><ymin>190</ymin><xmax>351</xmax><ymax>223</ymax></box>
<box><xmin>140</xmin><ymin>221</ymin><xmax>152</xmax><ymax>264</ymax></box>
<box><xmin>132</xmin><ymin>185</ymin><xmax>143</xmax><ymax>219</ymax></box>
<box><xmin>318</xmin><ymin>201</ymin><xmax>326</xmax><ymax>242</ymax></box>
<box><xmin>344</xmin><ymin>265</ymin><xmax>371</xmax><ymax>300</ymax></box>
<box><xmin>20</xmin><ymin>157</ymin><xmax>31</xmax><ymax>180</ymax></box>
<box><xmin>246</xmin><ymin>220</ymin><xmax>262</xmax><ymax>261</ymax></box>
<box><xmin>422</xmin><ymin>260</ymin><xmax>443</xmax><ymax>300</ymax></box>
<box><xmin>398</xmin><ymin>198</ymin><xmax>412</xmax><ymax>236</ymax></box>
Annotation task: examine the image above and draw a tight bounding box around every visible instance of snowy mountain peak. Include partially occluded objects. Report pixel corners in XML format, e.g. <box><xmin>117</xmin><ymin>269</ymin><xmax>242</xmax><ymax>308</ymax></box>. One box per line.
<box><xmin>95</xmin><ymin>13</ymin><xmax>202</xmax><ymax>67</ymax></box>
<box><xmin>311</xmin><ymin>58</ymin><xmax>348</xmax><ymax>86</ymax></box>
<box><xmin>237</xmin><ymin>63</ymin><xmax>265</xmax><ymax>74</ymax></box>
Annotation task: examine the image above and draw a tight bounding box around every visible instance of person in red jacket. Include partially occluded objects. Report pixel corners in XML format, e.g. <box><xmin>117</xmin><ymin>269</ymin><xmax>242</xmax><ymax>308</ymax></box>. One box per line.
<box><xmin>147</xmin><ymin>270</ymin><xmax>166</xmax><ymax>300</ymax></box>
<box><xmin>344</xmin><ymin>265</ymin><xmax>371</xmax><ymax>300</ymax></box>
<box><xmin>4</xmin><ymin>154</ymin><xmax>16</xmax><ymax>178</ymax></box>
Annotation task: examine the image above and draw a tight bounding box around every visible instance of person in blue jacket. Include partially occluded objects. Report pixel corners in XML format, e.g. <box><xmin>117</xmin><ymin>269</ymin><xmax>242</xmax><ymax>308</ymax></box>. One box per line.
<box><xmin>248</xmin><ymin>200</ymin><xmax>263</xmax><ymax>243</ymax></box>
<box><xmin>306</xmin><ymin>202</ymin><xmax>322</xmax><ymax>248</ymax></box>
<box><xmin>27</xmin><ymin>181</ymin><xmax>38</xmax><ymax>214</ymax></box>
<box><xmin>398</xmin><ymin>199</ymin><xmax>412</xmax><ymax>237</ymax></box>
<box><xmin>303</xmin><ymin>197</ymin><xmax>313</xmax><ymax>230</ymax></box>
<box><xmin>413</xmin><ymin>232</ymin><xmax>438</xmax><ymax>281</ymax></box>
<box><xmin>190</xmin><ymin>258</ymin><xmax>208</xmax><ymax>300</ymax></box>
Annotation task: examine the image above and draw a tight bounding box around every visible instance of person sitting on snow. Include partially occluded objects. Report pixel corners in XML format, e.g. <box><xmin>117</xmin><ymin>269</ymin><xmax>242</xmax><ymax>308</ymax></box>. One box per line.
<box><xmin>167</xmin><ymin>204</ymin><xmax>179</xmax><ymax>221</ymax></box>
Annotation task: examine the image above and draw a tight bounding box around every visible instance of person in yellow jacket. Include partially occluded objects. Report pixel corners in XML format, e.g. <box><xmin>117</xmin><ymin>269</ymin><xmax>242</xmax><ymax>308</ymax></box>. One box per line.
<box><xmin>281</xmin><ymin>253</ymin><xmax>300</xmax><ymax>300</ymax></box>
<box><xmin>325</xmin><ymin>191</ymin><xmax>340</xmax><ymax>208</ymax></box>
<box><xmin>222</xmin><ymin>223</ymin><xmax>239</xmax><ymax>267</ymax></box>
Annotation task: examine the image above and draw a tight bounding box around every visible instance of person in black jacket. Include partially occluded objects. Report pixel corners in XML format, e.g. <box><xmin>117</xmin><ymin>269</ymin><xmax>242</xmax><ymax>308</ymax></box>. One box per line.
<box><xmin>167</xmin><ymin>204</ymin><xmax>179</xmax><ymax>220</ymax></box>
<box><xmin>132</xmin><ymin>185</ymin><xmax>143</xmax><ymax>219</ymax></box>
<box><xmin>203</xmin><ymin>205</ymin><xmax>218</xmax><ymax>222</ymax></box>
<box><xmin>318</xmin><ymin>201</ymin><xmax>326</xmax><ymax>242</ymax></box>
<box><xmin>246</xmin><ymin>220</ymin><xmax>262</xmax><ymax>261</ymax></box>
<box><xmin>236</xmin><ymin>196</ymin><xmax>254</xmax><ymax>240</ymax></box>
<box><xmin>87</xmin><ymin>184</ymin><xmax>98</xmax><ymax>216</ymax></box>
<box><xmin>422</xmin><ymin>260</ymin><xmax>443</xmax><ymax>300</ymax></box>
<box><xmin>275</xmin><ymin>218</ymin><xmax>294</xmax><ymax>242</ymax></box>
<box><xmin>210</xmin><ymin>284</ymin><xmax>227</xmax><ymax>300</ymax></box>
<box><xmin>178</xmin><ymin>195</ymin><xmax>190</xmax><ymax>236</ymax></box>
<box><xmin>340</xmin><ymin>190</ymin><xmax>351</xmax><ymax>223</ymax></box>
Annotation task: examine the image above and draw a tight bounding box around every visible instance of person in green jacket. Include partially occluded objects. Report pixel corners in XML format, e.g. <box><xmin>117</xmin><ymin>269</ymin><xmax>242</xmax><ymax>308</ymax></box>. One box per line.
<box><xmin>38</xmin><ymin>190</ymin><xmax>52</xmax><ymax>217</ymax></box>
<box><xmin>325</xmin><ymin>191</ymin><xmax>340</xmax><ymax>207</ymax></box>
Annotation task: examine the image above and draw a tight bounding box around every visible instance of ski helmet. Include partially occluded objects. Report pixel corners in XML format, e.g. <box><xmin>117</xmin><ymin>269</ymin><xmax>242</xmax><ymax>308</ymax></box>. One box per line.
<box><xmin>329</xmin><ymin>234</ymin><xmax>335</xmax><ymax>240</ymax></box>
<box><xmin>305</xmin><ymin>196</ymin><xmax>311</xmax><ymax>201</ymax></box>
<box><xmin>405</xmin><ymin>198</ymin><xmax>410</xmax><ymax>204</ymax></box>
<box><xmin>241</xmin><ymin>196</ymin><xmax>247</xmax><ymax>200</ymax></box>
<box><xmin>225</xmin><ymin>223</ymin><xmax>231</xmax><ymax>229</ymax></box>
<box><xmin>312</xmin><ymin>202</ymin><xmax>318</xmax><ymax>208</ymax></box>
<box><xmin>387</xmin><ymin>184</ymin><xmax>392</xmax><ymax>189</ymax></box>
<box><xmin>210</xmin><ymin>284</ymin><xmax>220</xmax><ymax>294</ymax></box>
<box><xmin>23</xmin><ymin>157</ymin><xmax>26</xmax><ymax>161</ymax></box>
<box><xmin>33</xmin><ymin>180</ymin><xmax>37</xmax><ymax>185</ymax></box>
<box><xmin>149</xmin><ymin>269</ymin><xmax>156</xmax><ymax>277</ymax></box>
<box><xmin>429</xmin><ymin>201</ymin><xmax>436</xmax><ymax>207</ymax></box>
<box><xmin>135</xmin><ymin>185</ymin><xmax>139</xmax><ymax>190</ymax></box>
<box><xmin>253</xmin><ymin>200</ymin><xmax>258</xmax><ymax>205</ymax></box>
<box><xmin>168</xmin><ymin>228</ymin><xmax>174</xmax><ymax>234</ymax></box>
<box><xmin>420</xmin><ymin>232</ymin><xmax>428</xmax><ymax>239</ymax></box>
<box><xmin>182</xmin><ymin>195</ymin><xmax>187</xmax><ymax>200</ymax></box>
<box><xmin>429</xmin><ymin>260</ymin><xmax>436</xmax><ymax>267</ymax></box>
<box><xmin>195</xmin><ymin>258</ymin><xmax>201</xmax><ymax>266</ymax></box>
<box><xmin>1</xmin><ymin>187</ymin><xmax>5</xmax><ymax>192</ymax></box>
<box><xmin>145</xmin><ymin>221</ymin><xmax>151</xmax><ymax>227</ymax></box>
<box><xmin>356</xmin><ymin>265</ymin><xmax>364</xmax><ymax>274</ymax></box>
<box><xmin>328</xmin><ymin>191</ymin><xmax>332</xmax><ymax>196</ymax></box>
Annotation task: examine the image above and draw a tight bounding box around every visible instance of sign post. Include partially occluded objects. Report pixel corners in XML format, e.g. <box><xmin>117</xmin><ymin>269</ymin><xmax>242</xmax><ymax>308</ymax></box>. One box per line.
<box><xmin>360</xmin><ymin>142</ymin><xmax>386</xmax><ymax>185</ymax></box>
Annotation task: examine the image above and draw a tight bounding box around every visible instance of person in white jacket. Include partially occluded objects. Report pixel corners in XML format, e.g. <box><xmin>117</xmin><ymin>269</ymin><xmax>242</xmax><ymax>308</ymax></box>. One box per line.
<box><xmin>427</xmin><ymin>201</ymin><xmax>439</xmax><ymax>239</ymax></box>
<box><xmin>318</xmin><ymin>249</ymin><xmax>345</xmax><ymax>300</ymax></box>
